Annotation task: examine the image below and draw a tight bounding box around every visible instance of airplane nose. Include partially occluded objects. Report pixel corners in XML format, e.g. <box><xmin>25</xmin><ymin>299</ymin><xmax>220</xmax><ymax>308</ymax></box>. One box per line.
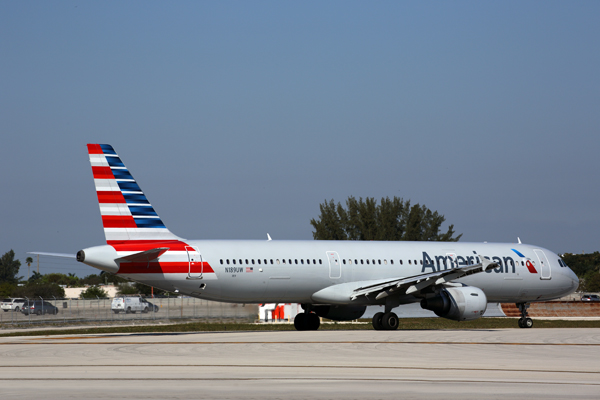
<box><xmin>570</xmin><ymin>269</ymin><xmax>580</xmax><ymax>291</ymax></box>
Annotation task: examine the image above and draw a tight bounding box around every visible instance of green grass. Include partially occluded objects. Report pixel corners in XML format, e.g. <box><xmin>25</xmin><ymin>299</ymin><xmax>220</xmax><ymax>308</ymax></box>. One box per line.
<box><xmin>2</xmin><ymin>318</ymin><xmax>600</xmax><ymax>337</ymax></box>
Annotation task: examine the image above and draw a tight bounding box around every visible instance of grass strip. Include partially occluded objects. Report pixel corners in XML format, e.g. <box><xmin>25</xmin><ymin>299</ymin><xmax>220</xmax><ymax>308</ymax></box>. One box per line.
<box><xmin>2</xmin><ymin>318</ymin><xmax>600</xmax><ymax>337</ymax></box>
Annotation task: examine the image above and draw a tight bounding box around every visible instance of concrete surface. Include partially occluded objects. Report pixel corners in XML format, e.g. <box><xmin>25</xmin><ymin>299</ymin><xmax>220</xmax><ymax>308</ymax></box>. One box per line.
<box><xmin>0</xmin><ymin>329</ymin><xmax>599</xmax><ymax>399</ymax></box>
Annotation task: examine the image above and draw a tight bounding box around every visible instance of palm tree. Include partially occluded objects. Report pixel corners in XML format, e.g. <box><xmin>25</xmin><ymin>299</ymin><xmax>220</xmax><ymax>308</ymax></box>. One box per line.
<box><xmin>25</xmin><ymin>257</ymin><xmax>33</xmax><ymax>281</ymax></box>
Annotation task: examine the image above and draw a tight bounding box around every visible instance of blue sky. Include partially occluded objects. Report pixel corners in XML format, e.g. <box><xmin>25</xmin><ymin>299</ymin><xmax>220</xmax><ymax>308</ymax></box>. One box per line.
<box><xmin>1</xmin><ymin>1</ymin><xmax>599</xmax><ymax>277</ymax></box>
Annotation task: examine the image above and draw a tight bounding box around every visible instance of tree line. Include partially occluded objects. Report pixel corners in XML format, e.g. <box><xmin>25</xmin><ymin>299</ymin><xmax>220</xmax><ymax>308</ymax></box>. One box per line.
<box><xmin>562</xmin><ymin>252</ymin><xmax>600</xmax><ymax>292</ymax></box>
<box><xmin>310</xmin><ymin>196</ymin><xmax>461</xmax><ymax>241</ymax></box>
<box><xmin>0</xmin><ymin>249</ymin><xmax>172</xmax><ymax>299</ymax></box>
<box><xmin>2</xmin><ymin>195</ymin><xmax>599</xmax><ymax>299</ymax></box>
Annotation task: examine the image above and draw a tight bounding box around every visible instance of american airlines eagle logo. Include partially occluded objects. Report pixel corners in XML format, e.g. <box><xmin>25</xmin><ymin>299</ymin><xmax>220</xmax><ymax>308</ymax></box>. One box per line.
<box><xmin>512</xmin><ymin>249</ymin><xmax>538</xmax><ymax>274</ymax></box>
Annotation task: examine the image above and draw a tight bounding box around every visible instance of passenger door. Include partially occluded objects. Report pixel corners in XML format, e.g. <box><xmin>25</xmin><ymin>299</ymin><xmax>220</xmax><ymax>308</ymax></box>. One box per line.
<box><xmin>186</xmin><ymin>246</ymin><xmax>203</xmax><ymax>279</ymax></box>
<box><xmin>534</xmin><ymin>249</ymin><xmax>551</xmax><ymax>280</ymax></box>
<box><xmin>327</xmin><ymin>251</ymin><xmax>341</xmax><ymax>279</ymax></box>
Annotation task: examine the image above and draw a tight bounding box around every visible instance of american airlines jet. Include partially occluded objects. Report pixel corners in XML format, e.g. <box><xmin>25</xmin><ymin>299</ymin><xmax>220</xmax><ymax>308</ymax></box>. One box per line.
<box><xmin>43</xmin><ymin>144</ymin><xmax>580</xmax><ymax>331</ymax></box>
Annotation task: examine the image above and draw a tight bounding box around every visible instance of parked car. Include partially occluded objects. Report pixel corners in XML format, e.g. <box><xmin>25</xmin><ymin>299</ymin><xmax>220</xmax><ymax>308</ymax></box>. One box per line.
<box><xmin>111</xmin><ymin>296</ymin><xmax>159</xmax><ymax>314</ymax></box>
<box><xmin>581</xmin><ymin>294</ymin><xmax>600</xmax><ymax>302</ymax></box>
<box><xmin>1</xmin><ymin>298</ymin><xmax>26</xmax><ymax>312</ymax></box>
<box><xmin>20</xmin><ymin>301</ymin><xmax>59</xmax><ymax>315</ymax></box>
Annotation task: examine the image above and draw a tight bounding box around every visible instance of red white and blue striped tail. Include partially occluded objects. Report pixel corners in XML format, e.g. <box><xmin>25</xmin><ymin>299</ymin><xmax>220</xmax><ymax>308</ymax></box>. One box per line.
<box><xmin>87</xmin><ymin>144</ymin><xmax>182</xmax><ymax>244</ymax></box>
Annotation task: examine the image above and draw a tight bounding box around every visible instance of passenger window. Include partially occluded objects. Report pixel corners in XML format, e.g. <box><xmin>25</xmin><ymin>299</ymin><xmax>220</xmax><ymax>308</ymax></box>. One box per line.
<box><xmin>343</xmin><ymin>259</ymin><xmax>346</xmax><ymax>264</ymax></box>
<box><xmin>378</xmin><ymin>260</ymin><xmax>381</xmax><ymax>265</ymax></box>
<box><xmin>391</xmin><ymin>260</ymin><xmax>394</xmax><ymax>265</ymax></box>
<box><xmin>289</xmin><ymin>259</ymin><xmax>292</xmax><ymax>265</ymax></box>
<box><xmin>355</xmin><ymin>259</ymin><xmax>358</xmax><ymax>265</ymax></box>
<box><xmin>282</xmin><ymin>259</ymin><xmax>286</xmax><ymax>264</ymax></box>
<box><xmin>226</xmin><ymin>259</ymin><xmax>230</xmax><ymax>265</ymax></box>
<box><xmin>400</xmin><ymin>260</ymin><xmax>403</xmax><ymax>265</ymax></box>
<box><xmin>361</xmin><ymin>259</ymin><xmax>364</xmax><ymax>265</ymax></box>
<box><xmin>414</xmin><ymin>260</ymin><xmax>417</xmax><ymax>265</ymax></box>
<box><xmin>245</xmin><ymin>259</ymin><xmax>249</xmax><ymax>264</ymax></box>
<box><xmin>239</xmin><ymin>259</ymin><xmax>242</xmax><ymax>264</ymax></box>
<box><xmin>220</xmin><ymin>259</ymin><xmax>223</xmax><ymax>264</ymax></box>
<box><xmin>233</xmin><ymin>259</ymin><xmax>236</xmax><ymax>264</ymax></box>
<box><xmin>276</xmin><ymin>259</ymin><xmax>280</xmax><ymax>264</ymax></box>
<box><xmin>366</xmin><ymin>259</ymin><xmax>369</xmax><ymax>265</ymax></box>
<box><xmin>319</xmin><ymin>259</ymin><xmax>322</xmax><ymax>264</ymax></box>
<box><xmin>313</xmin><ymin>259</ymin><xmax>316</xmax><ymax>264</ymax></box>
<box><xmin>408</xmin><ymin>260</ymin><xmax>412</xmax><ymax>265</ymax></box>
<box><xmin>301</xmin><ymin>259</ymin><xmax>304</xmax><ymax>265</ymax></box>
<box><xmin>257</xmin><ymin>259</ymin><xmax>261</xmax><ymax>264</ymax></box>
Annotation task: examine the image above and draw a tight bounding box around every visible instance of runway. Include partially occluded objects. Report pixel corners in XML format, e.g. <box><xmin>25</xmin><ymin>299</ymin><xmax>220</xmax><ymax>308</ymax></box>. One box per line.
<box><xmin>1</xmin><ymin>328</ymin><xmax>599</xmax><ymax>399</ymax></box>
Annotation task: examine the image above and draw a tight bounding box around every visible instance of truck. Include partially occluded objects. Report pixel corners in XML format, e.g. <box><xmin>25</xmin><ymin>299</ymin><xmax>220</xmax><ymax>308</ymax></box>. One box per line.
<box><xmin>111</xmin><ymin>296</ymin><xmax>159</xmax><ymax>314</ymax></box>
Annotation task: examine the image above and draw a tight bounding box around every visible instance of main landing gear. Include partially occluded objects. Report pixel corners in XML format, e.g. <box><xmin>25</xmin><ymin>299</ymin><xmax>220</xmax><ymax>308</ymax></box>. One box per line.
<box><xmin>516</xmin><ymin>302</ymin><xmax>533</xmax><ymax>329</ymax></box>
<box><xmin>372</xmin><ymin>311</ymin><xmax>399</xmax><ymax>331</ymax></box>
<box><xmin>293</xmin><ymin>310</ymin><xmax>321</xmax><ymax>331</ymax></box>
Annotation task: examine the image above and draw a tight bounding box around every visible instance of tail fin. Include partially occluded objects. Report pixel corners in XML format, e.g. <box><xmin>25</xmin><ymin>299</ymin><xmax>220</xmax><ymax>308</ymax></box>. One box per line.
<box><xmin>87</xmin><ymin>144</ymin><xmax>182</xmax><ymax>243</ymax></box>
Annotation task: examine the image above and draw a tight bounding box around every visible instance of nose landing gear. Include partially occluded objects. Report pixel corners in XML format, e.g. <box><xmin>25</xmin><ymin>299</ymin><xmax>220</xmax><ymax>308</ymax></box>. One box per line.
<box><xmin>516</xmin><ymin>302</ymin><xmax>533</xmax><ymax>328</ymax></box>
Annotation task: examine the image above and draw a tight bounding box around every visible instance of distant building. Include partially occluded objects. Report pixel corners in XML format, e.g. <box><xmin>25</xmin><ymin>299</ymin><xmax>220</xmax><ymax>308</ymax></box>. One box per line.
<box><xmin>64</xmin><ymin>285</ymin><xmax>119</xmax><ymax>299</ymax></box>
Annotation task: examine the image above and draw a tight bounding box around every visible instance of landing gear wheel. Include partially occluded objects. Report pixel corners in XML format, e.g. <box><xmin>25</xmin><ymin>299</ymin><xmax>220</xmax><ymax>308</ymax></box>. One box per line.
<box><xmin>382</xmin><ymin>312</ymin><xmax>399</xmax><ymax>330</ymax></box>
<box><xmin>372</xmin><ymin>312</ymin><xmax>384</xmax><ymax>330</ymax></box>
<box><xmin>516</xmin><ymin>303</ymin><xmax>533</xmax><ymax>329</ymax></box>
<box><xmin>307</xmin><ymin>313</ymin><xmax>321</xmax><ymax>330</ymax></box>
<box><xmin>294</xmin><ymin>313</ymin><xmax>307</xmax><ymax>331</ymax></box>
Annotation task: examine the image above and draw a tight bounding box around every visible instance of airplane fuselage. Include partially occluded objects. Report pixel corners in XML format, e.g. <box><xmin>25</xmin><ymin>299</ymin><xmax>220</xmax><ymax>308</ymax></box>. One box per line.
<box><xmin>81</xmin><ymin>240</ymin><xmax>579</xmax><ymax>306</ymax></box>
<box><xmin>73</xmin><ymin>144</ymin><xmax>580</xmax><ymax>330</ymax></box>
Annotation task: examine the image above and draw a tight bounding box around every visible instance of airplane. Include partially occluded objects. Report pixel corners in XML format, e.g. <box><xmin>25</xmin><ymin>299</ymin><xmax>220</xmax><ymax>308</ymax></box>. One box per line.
<box><xmin>36</xmin><ymin>144</ymin><xmax>580</xmax><ymax>331</ymax></box>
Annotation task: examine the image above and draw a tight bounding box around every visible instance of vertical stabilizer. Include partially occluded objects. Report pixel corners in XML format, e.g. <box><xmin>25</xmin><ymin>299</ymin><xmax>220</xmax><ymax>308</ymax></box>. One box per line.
<box><xmin>87</xmin><ymin>144</ymin><xmax>182</xmax><ymax>243</ymax></box>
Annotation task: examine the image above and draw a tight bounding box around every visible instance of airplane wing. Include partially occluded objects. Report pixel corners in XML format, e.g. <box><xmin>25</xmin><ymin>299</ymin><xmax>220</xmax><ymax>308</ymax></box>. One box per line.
<box><xmin>350</xmin><ymin>255</ymin><xmax>498</xmax><ymax>301</ymax></box>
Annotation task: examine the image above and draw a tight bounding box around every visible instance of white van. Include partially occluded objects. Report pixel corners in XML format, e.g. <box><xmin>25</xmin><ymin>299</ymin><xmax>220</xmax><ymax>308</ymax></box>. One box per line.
<box><xmin>111</xmin><ymin>296</ymin><xmax>159</xmax><ymax>314</ymax></box>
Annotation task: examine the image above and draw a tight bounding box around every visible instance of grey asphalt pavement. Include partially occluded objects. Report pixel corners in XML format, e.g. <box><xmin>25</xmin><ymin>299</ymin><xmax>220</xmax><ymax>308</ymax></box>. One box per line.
<box><xmin>0</xmin><ymin>329</ymin><xmax>599</xmax><ymax>399</ymax></box>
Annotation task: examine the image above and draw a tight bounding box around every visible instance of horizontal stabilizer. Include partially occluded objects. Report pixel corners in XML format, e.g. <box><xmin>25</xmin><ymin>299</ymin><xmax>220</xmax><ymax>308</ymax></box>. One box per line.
<box><xmin>115</xmin><ymin>247</ymin><xmax>170</xmax><ymax>263</ymax></box>
<box><xmin>27</xmin><ymin>252</ymin><xmax>76</xmax><ymax>259</ymax></box>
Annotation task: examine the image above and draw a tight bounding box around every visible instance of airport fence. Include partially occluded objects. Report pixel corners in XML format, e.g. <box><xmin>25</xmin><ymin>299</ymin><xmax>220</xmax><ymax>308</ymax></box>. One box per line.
<box><xmin>0</xmin><ymin>297</ymin><xmax>259</xmax><ymax>326</ymax></box>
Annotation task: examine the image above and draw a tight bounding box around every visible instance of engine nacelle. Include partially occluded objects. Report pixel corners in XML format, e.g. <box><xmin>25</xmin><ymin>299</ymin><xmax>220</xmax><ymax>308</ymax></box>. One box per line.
<box><xmin>312</xmin><ymin>305</ymin><xmax>367</xmax><ymax>321</ymax></box>
<box><xmin>420</xmin><ymin>286</ymin><xmax>487</xmax><ymax>321</ymax></box>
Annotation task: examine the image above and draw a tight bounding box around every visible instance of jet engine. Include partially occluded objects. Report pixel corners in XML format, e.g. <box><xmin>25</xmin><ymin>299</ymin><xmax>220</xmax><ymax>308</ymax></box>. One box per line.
<box><xmin>420</xmin><ymin>286</ymin><xmax>487</xmax><ymax>321</ymax></box>
<box><xmin>312</xmin><ymin>305</ymin><xmax>367</xmax><ymax>321</ymax></box>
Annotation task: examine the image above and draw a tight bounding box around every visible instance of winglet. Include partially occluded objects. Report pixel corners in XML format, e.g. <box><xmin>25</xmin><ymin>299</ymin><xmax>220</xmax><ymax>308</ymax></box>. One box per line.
<box><xmin>267</xmin><ymin>233</ymin><xmax>272</xmax><ymax>241</ymax></box>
